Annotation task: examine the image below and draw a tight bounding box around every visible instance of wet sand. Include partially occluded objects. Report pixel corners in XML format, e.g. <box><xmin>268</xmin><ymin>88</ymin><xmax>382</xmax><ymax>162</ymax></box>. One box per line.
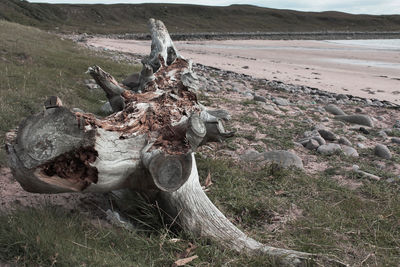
<box><xmin>88</xmin><ymin>38</ymin><xmax>400</xmax><ymax>103</ymax></box>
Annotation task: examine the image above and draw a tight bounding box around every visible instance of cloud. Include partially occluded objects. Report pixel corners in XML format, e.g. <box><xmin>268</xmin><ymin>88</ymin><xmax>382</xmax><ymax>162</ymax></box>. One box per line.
<box><xmin>27</xmin><ymin>0</ymin><xmax>400</xmax><ymax>15</ymax></box>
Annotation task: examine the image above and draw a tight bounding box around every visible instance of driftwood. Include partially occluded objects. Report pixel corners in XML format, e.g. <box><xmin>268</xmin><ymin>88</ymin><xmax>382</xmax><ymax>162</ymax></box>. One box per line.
<box><xmin>5</xmin><ymin>19</ymin><xmax>344</xmax><ymax>266</ymax></box>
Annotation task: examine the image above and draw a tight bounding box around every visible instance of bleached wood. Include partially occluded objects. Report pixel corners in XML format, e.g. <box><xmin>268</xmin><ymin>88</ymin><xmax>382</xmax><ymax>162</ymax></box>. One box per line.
<box><xmin>159</xmin><ymin>153</ymin><xmax>314</xmax><ymax>266</ymax></box>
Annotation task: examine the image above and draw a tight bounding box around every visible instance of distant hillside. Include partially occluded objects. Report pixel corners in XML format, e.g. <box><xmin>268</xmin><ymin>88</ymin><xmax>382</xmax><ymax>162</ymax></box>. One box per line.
<box><xmin>1</xmin><ymin>0</ymin><xmax>400</xmax><ymax>34</ymax></box>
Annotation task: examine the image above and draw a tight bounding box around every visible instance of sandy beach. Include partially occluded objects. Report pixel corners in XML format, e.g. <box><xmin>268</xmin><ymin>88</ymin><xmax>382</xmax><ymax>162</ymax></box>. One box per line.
<box><xmin>87</xmin><ymin>38</ymin><xmax>400</xmax><ymax>103</ymax></box>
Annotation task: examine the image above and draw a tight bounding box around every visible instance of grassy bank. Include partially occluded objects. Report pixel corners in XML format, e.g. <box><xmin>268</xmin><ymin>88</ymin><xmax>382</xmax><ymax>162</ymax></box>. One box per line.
<box><xmin>0</xmin><ymin>20</ymin><xmax>139</xmax><ymax>166</ymax></box>
<box><xmin>1</xmin><ymin>156</ymin><xmax>399</xmax><ymax>265</ymax></box>
<box><xmin>1</xmin><ymin>0</ymin><xmax>400</xmax><ymax>34</ymax></box>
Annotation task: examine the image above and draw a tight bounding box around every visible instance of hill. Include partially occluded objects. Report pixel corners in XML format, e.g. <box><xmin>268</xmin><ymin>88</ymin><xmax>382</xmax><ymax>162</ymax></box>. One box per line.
<box><xmin>1</xmin><ymin>0</ymin><xmax>400</xmax><ymax>34</ymax></box>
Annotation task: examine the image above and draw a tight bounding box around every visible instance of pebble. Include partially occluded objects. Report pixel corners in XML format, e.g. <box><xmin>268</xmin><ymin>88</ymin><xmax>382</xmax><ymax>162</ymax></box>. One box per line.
<box><xmin>357</xmin><ymin>143</ymin><xmax>366</xmax><ymax>149</ymax></box>
<box><xmin>313</xmin><ymin>136</ymin><xmax>326</xmax><ymax>146</ymax></box>
<box><xmin>253</xmin><ymin>95</ymin><xmax>267</xmax><ymax>103</ymax></box>
<box><xmin>359</xmin><ymin>127</ymin><xmax>370</xmax><ymax>135</ymax></box>
<box><xmin>317</xmin><ymin>143</ymin><xmax>342</xmax><ymax>155</ymax></box>
<box><xmin>273</xmin><ymin>97</ymin><xmax>290</xmax><ymax>106</ymax></box>
<box><xmin>341</xmin><ymin>145</ymin><xmax>359</xmax><ymax>157</ymax></box>
<box><xmin>392</xmin><ymin>137</ymin><xmax>400</xmax><ymax>144</ymax></box>
<box><xmin>339</xmin><ymin>137</ymin><xmax>352</xmax><ymax>146</ymax></box>
<box><xmin>336</xmin><ymin>94</ymin><xmax>348</xmax><ymax>100</ymax></box>
<box><xmin>378</xmin><ymin>131</ymin><xmax>388</xmax><ymax>139</ymax></box>
<box><xmin>86</xmin><ymin>84</ymin><xmax>99</xmax><ymax>90</ymax></box>
<box><xmin>356</xmin><ymin>134</ymin><xmax>367</xmax><ymax>141</ymax></box>
<box><xmin>305</xmin><ymin>139</ymin><xmax>320</xmax><ymax>150</ymax></box>
<box><xmin>374</xmin><ymin>144</ymin><xmax>392</xmax><ymax>159</ymax></box>
<box><xmin>325</xmin><ymin>104</ymin><xmax>346</xmax><ymax>115</ymax></box>
<box><xmin>335</xmin><ymin>114</ymin><xmax>374</xmax><ymax>127</ymax></box>
<box><xmin>72</xmin><ymin>108</ymin><xmax>85</xmax><ymax>113</ymax></box>
<box><xmin>318</xmin><ymin>129</ymin><xmax>337</xmax><ymax>141</ymax></box>
<box><xmin>261</xmin><ymin>104</ymin><xmax>277</xmax><ymax>113</ymax></box>
<box><xmin>240</xmin><ymin>150</ymin><xmax>303</xmax><ymax>169</ymax></box>
<box><xmin>101</xmin><ymin>101</ymin><xmax>113</xmax><ymax>114</ymax></box>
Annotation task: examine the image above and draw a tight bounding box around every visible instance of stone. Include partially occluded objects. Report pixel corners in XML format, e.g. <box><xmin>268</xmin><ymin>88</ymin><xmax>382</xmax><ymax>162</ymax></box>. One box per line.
<box><xmin>335</xmin><ymin>115</ymin><xmax>374</xmax><ymax>127</ymax></box>
<box><xmin>333</xmin><ymin>121</ymin><xmax>346</xmax><ymax>127</ymax></box>
<box><xmin>312</xmin><ymin>136</ymin><xmax>326</xmax><ymax>146</ymax></box>
<box><xmin>305</xmin><ymin>139</ymin><xmax>320</xmax><ymax>150</ymax></box>
<box><xmin>376</xmin><ymin>116</ymin><xmax>385</xmax><ymax>121</ymax></box>
<box><xmin>318</xmin><ymin>129</ymin><xmax>337</xmax><ymax>141</ymax></box>
<box><xmin>394</xmin><ymin>120</ymin><xmax>400</xmax><ymax>128</ymax></box>
<box><xmin>261</xmin><ymin>104</ymin><xmax>277</xmax><ymax>113</ymax></box>
<box><xmin>303</xmin><ymin>130</ymin><xmax>320</xmax><ymax>138</ymax></box>
<box><xmin>72</xmin><ymin>108</ymin><xmax>85</xmax><ymax>113</ymax></box>
<box><xmin>355</xmin><ymin>107</ymin><xmax>364</xmax><ymax>113</ymax></box>
<box><xmin>261</xmin><ymin>151</ymin><xmax>303</xmax><ymax>169</ymax></box>
<box><xmin>357</xmin><ymin>143</ymin><xmax>366</xmax><ymax>149</ymax></box>
<box><xmin>253</xmin><ymin>95</ymin><xmax>267</xmax><ymax>103</ymax></box>
<box><xmin>122</xmin><ymin>72</ymin><xmax>140</xmax><ymax>89</ymax></box>
<box><xmin>392</xmin><ymin>137</ymin><xmax>400</xmax><ymax>144</ymax></box>
<box><xmin>101</xmin><ymin>101</ymin><xmax>113</xmax><ymax>114</ymax></box>
<box><xmin>336</xmin><ymin>94</ymin><xmax>348</xmax><ymax>100</ymax></box>
<box><xmin>273</xmin><ymin>97</ymin><xmax>290</xmax><ymax>106</ymax></box>
<box><xmin>317</xmin><ymin>143</ymin><xmax>342</xmax><ymax>155</ymax></box>
<box><xmin>374</xmin><ymin>144</ymin><xmax>392</xmax><ymax>159</ymax></box>
<box><xmin>341</xmin><ymin>145</ymin><xmax>359</xmax><ymax>157</ymax></box>
<box><xmin>339</xmin><ymin>137</ymin><xmax>352</xmax><ymax>146</ymax></box>
<box><xmin>84</xmin><ymin>78</ymin><xmax>96</xmax><ymax>84</ymax></box>
<box><xmin>356</xmin><ymin>134</ymin><xmax>367</xmax><ymax>141</ymax></box>
<box><xmin>240</xmin><ymin>150</ymin><xmax>261</xmax><ymax>162</ymax></box>
<box><xmin>206</xmin><ymin>110</ymin><xmax>231</xmax><ymax>121</ymax></box>
<box><xmin>359</xmin><ymin>127</ymin><xmax>370</xmax><ymax>135</ymax></box>
<box><xmin>378</xmin><ymin>131</ymin><xmax>388</xmax><ymax>139</ymax></box>
<box><xmin>325</xmin><ymin>104</ymin><xmax>346</xmax><ymax>115</ymax></box>
<box><xmin>86</xmin><ymin>84</ymin><xmax>99</xmax><ymax>90</ymax></box>
<box><xmin>241</xmin><ymin>150</ymin><xmax>303</xmax><ymax>169</ymax></box>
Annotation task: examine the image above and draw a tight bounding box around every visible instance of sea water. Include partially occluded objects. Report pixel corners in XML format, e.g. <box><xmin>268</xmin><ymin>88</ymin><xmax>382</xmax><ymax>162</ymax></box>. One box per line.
<box><xmin>325</xmin><ymin>39</ymin><xmax>400</xmax><ymax>51</ymax></box>
<box><xmin>322</xmin><ymin>39</ymin><xmax>400</xmax><ymax>69</ymax></box>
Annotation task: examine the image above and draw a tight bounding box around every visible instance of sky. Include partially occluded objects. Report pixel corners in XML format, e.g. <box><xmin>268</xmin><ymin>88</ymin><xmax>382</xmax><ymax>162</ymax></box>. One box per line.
<box><xmin>27</xmin><ymin>0</ymin><xmax>400</xmax><ymax>15</ymax></box>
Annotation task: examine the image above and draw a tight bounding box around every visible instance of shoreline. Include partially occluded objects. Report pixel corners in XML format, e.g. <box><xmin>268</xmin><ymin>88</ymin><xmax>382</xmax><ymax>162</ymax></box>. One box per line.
<box><xmin>75</xmin><ymin>31</ymin><xmax>400</xmax><ymax>41</ymax></box>
<box><xmin>85</xmin><ymin>38</ymin><xmax>400</xmax><ymax>106</ymax></box>
<box><xmin>194</xmin><ymin>63</ymin><xmax>400</xmax><ymax>110</ymax></box>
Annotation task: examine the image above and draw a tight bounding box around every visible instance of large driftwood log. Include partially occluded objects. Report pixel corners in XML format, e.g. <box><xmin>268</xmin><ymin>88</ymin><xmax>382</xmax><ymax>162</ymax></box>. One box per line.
<box><xmin>5</xmin><ymin>19</ymin><xmax>344</xmax><ymax>266</ymax></box>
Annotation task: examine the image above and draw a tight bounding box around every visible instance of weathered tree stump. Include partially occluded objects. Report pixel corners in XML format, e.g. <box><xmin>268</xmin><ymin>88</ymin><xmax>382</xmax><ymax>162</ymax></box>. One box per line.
<box><xmin>5</xmin><ymin>18</ymin><xmax>345</xmax><ymax>266</ymax></box>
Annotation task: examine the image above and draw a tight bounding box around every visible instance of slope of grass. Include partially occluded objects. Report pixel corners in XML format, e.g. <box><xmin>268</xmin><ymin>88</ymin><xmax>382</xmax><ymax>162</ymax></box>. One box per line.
<box><xmin>1</xmin><ymin>0</ymin><xmax>400</xmax><ymax>34</ymax></box>
<box><xmin>0</xmin><ymin>20</ymin><xmax>139</xmax><ymax>166</ymax></box>
<box><xmin>196</xmin><ymin>157</ymin><xmax>400</xmax><ymax>266</ymax></box>
<box><xmin>0</xmin><ymin>204</ymin><xmax>274</xmax><ymax>266</ymax></box>
<box><xmin>1</xmin><ymin>156</ymin><xmax>399</xmax><ymax>266</ymax></box>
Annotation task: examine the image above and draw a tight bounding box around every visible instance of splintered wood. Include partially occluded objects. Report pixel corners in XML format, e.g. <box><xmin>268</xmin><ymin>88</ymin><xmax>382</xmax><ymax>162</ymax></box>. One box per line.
<box><xmin>41</xmin><ymin>147</ymin><xmax>98</xmax><ymax>191</ymax></box>
<box><xmin>76</xmin><ymin>57</ymin><xmax>200</xmax><ymax>154</ymax></box>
